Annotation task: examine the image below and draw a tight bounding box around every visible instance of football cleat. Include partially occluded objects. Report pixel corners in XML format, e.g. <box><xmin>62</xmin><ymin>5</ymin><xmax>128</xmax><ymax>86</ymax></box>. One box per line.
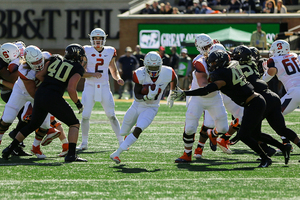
<box><xmin>41</xmin><ymin>128</ymin><xmax>61</xmax><ymax>146</ymax></box>
<box><xmin>58</xmin><ymin>143</ymin><xmax>69</xmax><ymax>157</ymax></box>
<box><xmin>258</xmin><ymin>157</ymin><xmax>272</xmax><ymax>168</ymax></box>
<box><xmin>276</xmin><ymin>143</ymin><xmax>293</xmax><ymax>153</ymax></box>
<box><xmin>207</xmin><ymin>129</ymin><xmax>217</xmax><ymax>151</ymax></box>
<box><xmin>21</xmin><ymin>101</ymin><xmax>33</xmax><ymax>122</ymax></box>
<box><xmin>65</xmin><ymin>154</ymin><xmax>87</xmax><ymax>162</ymax></box>
<box><xmin>281</xmin><ymin>143</ymin><xmax>292</xmax><ymax>165</ymax></box>
<box><xmin>2</xmin><ymin>147</ymin><xmax>12</xmax><ymax>160</ymax></box>
<box><xmin>11</xmin><ymin>146</ymin><xmax>32</xmax><ymax>156</ymax></box>
<box><xmin>31</xmin><ymin>145</ymin><xmax>46</xmax><ymax>158</ymax></box>
<box><xmin>193</xmin><ymin>147</ymin><xmax>203</xmax><ymax>159</ymax></box>
<box><xmin>175</xmin><ymin>152</ymin><xmax>192</xmax><ymax>163</ymax></box>
<box><xmin>110</xmin><ymin>151</ymin><xmax>121</xmax><ymax>164</ymax></box>
<box><xmin>217</xmin><ymin>137</ymin><xmax>232</xmax><ymax>154</ymax></box>
<box><xmin>76</xmin><ymin>143</ymin><xmax>88</xmax><ymax>151</ymax></box>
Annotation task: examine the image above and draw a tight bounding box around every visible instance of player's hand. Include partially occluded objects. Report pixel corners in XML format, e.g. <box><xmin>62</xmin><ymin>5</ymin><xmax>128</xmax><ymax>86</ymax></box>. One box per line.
<box><xmin>147</xmin><ymin>85</ymin><xmax>159</xmax><ymax>100</ymax></box>
<box><xmin>117</xmin><ymin>78</ymin><xmax>124</xmax><ymax>86</ymax></box>
<box><xmin>262</xmin><ymin>60</ymin><xmax>268</xmax><ymax>72</ymax></box>
<box><xmin>171</xmin><ymin>86</ymin><xmax>185</xmax><ymax>100</ymax></box>
<box><xmin>75</xmin><ymin>99</ymin><xmax>84</xmax><ymax>114</ymax></box>
<box><xmin>166</xmin><ymin>90</ymin><xmax>174</xmax><ymax>108</ymax></box>
<box><xmin>93</xmin><ymin>72</ymin><xmax>102</xmax><ymax>78</ymax></box>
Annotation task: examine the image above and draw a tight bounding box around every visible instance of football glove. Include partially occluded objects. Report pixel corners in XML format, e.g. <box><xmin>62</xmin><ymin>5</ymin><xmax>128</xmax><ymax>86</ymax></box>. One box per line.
<box><xmin>171</xmin><ymin>86</ymin><xmax>185</xmax><ymax>100</ymax></box>
<box><xmin>146</xmin><ymin>85</ymin><xmax>159</xmax><ymax>100</ymax></box>
<box><xmin>166</xmin><ymin>90</ymin><xmax>174</xmax><ymax>108</ymax></box>
<box><xmin>75</xmin><ymin>99</ymin><xmax>84</xmax><ymax>114</ymax></box>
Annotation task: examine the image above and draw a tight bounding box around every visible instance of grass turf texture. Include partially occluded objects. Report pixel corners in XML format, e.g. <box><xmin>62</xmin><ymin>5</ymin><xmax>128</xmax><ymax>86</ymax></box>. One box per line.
<box><xmin>0</xmin><ymin>92</ymin><xmax>300</xmax><ymax>199</ymax></box>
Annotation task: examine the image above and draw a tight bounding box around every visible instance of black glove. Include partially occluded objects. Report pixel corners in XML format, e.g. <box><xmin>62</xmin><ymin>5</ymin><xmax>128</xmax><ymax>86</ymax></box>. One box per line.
<box><xmin>75</xmin><ymin>99</ymin><xmax>84</xmax><ymax>114</ymax></box>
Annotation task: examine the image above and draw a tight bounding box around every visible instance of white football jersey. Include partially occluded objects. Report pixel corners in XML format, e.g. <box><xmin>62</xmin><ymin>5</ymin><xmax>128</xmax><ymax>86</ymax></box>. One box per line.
<box><xmin>84</xmin><ymin>45</ymin><xmax>116</xmax><ymax>84</ymax></box>
<box><xmin>270</xmin><ymin>53</ymin><xmax>300</xmax><ymax>91</ymax></box>
<box><xmin>190</xmin><ymin>54</ymin><xmax>217</xmax><ymax>98</ymax></box>
<box><xmin>15</xmin><ymin>63</ymin><xmax>39</xmax><ymax>94</ymax></box>
<box><xmin>133</xmin><ymin>66</ymin><xmax>175</xmax><ymax>106</ymax></box>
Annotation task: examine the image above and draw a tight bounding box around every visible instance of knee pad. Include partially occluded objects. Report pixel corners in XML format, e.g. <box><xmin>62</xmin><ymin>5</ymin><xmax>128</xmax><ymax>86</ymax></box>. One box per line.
<box><xmin>183</xmin><ymin>131</ymin><xmax>195</xmax><ymax>147</ymax></box>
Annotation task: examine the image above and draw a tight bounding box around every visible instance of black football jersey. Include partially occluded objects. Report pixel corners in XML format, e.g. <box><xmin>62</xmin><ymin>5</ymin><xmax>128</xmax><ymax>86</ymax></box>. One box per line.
<box><xmin>210</xmin><ymin>61</ymin><xmax>254</xmax><ymax>106</ymax></box>
<box><xmin>0</xmin><ymin>57</ymin><xmax>8</xmax><ymax>71</ymax></box>
<box><xmin>237</xmin><ymin>61</ymin><xmax>268</xmax><ymax>93</ymax></box>
<box><xmin>40</xmin><ymin>55</ymin><xmax>85</xmax><ymax>96</ymax></box>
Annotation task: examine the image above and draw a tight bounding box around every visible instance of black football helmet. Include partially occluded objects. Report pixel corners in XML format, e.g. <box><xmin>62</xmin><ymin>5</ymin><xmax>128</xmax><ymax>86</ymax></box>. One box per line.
<box><xmin>207</xmin><ymin>50</ymin><xmax>230</xmax><ymax>72</ymax></box>
<box><xmin>64</xmin><ymin>43</ymin><xmax>86</xmax><ymax>62</ymax></box>
<box><xmin>249</xmin><ymin>46</ymin><xmax>260</xmax><ymax>61</ymax></box>
<box><xmin>232</xmin><ymin>45</ymin><xmax>252</xmax><ymax>64</ymax></box>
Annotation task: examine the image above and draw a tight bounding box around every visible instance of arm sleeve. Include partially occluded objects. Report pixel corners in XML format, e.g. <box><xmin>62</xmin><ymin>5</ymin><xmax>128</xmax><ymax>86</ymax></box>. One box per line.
<box><xmin>184</xmin><ymin>82</ymin><xmax>218</xmax><ymax>96</ymax></box>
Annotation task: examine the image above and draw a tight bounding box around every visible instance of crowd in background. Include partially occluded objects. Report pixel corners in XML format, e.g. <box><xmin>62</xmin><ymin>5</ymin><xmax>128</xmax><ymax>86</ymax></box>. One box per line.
<box><xmin>140</xmin><ymin>0</ymin><xmax>295</xmax><ymax>14</ymax></box>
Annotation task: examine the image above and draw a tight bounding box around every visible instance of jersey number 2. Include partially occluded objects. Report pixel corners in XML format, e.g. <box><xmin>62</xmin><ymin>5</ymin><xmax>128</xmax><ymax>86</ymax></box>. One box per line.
<box><xmin>95</xmin><ymin>58</ymin><xmax>104</xmax><ymax>72</ymax></box>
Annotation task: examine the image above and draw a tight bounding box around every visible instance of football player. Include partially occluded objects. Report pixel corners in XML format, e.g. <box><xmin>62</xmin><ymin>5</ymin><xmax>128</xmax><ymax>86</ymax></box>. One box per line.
<box><xmin>2</xmin><ymin>44</ymin><xmax>90</xmax><ymax>162</ymax></box>
<box><xmin>110</xmin><ymin>51</ymin><xmax>177</xmax><ymax>164</ymax></box>
<box><xmin>76</xmin><ymin>28</ymin><xmax>124</xmax><ymax>151</ymax></box>
<box><xmin>174</xmin><ymin>34</ymin><xmax>229</xmax><ymax>163</ymax></box>
<box><xmin>171</xmin><ymin>50</ymin><xmax>291</xmax><ymax>167</ymax></box>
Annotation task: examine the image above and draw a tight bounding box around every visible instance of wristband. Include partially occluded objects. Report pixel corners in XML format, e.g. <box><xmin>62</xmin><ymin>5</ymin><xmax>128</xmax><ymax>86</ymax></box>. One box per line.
<box><xmin>75</xmin><ymin>99</ymin><xmax>83</xmax><ymax>109</ymax></box>
<box><xmin>0</xmin><ymin>79</ymin><xmax>3</xmax><ymax>84</ymax></box>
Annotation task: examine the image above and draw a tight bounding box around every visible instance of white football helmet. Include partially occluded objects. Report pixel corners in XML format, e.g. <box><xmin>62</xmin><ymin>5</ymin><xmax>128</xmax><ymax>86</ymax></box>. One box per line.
<box><xmin>208</xmin><ymin>43</ymin><xmax>226</xmax><ymax>56</ymax></box>
<box><xmin>144</xmin><ymin>51</ymin><xmax>162</xmax><ymax>78</ymax></box>
<box><xmin>195</xmin><ymin>34</ymin><xmax>213</xmax><ymax>55</ymax></box>
<box><xmin>269</xmin><ymin>40</ymin><xmax>290</xmax><ymax>57</ymax></box>
<box><xmin>89</xmin><ymin>28</ymin><xmax>106</xmax><ymax>48</ymax></box>
<box><xmin>24</xmin><ymin>45</ymin><xmax>44</xmax><ymax>71</ymax></box>
<box><xmin>14</xmin><ymin>41</ymin><xmax>26</xmax><ymax>57</ymax></box>
<box><xmin>0</xmin><ymin>43</ymin><xmax>20</xmax><ymax>63</ymax></box>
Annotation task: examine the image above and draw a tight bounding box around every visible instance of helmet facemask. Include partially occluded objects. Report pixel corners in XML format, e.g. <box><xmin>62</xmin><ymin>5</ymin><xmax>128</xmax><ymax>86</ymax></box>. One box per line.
<box><xmin>91</xmin><ymin>36</ymin><xmax>105</xmax><ymax>48</ymax></box>
<box><xmin>146</xmin><ymin>65</ymin><xmax>161</xmax><ymax>78</ymax></box>
<box><xmin>29</xmin><ymin>57</ymin><xmax>45</xmax><ymax>71</ymax></box>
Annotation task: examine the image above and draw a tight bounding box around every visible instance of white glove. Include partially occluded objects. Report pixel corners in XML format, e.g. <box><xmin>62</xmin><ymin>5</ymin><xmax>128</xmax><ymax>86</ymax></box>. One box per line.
<box><xmin>166</xmin><ymin>90</ymin><xmax>174</xmax><ymax>108</ymax></box>
<box><xmin>171</xmin><ymin>86</ymin><xmax>185</xmax><ymax>100</ymax></box>
<box><xmin>147</xmin><ymin>85</ymin><xmax>159</xmax><ymax>100</ymax></box>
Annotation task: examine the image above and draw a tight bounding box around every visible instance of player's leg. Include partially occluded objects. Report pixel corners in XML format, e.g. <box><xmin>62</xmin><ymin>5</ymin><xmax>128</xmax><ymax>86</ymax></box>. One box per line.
<box><xmin>78</xmin><ymin>84</ymin><xmax>95</xmax><ymax>150</ymax></box>
<box><xmin>101</xmin><ymin>84</ymin><xmax>123</xmax><ymax>145</ymax></box>
<box><xmin>176</xmin><ymin>96</ymin><xmax>203</xmax><ymax>163</ymax></box>
<box><xmin>49</xmin><ymin>117</ymin><xmax>69</xmax><ymax>157</ymax></box>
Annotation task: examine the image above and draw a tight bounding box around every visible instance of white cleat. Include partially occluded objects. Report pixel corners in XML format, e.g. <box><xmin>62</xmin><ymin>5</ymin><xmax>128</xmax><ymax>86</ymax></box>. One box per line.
<box><xmin>110</xmin><ymin>151</ymin><xmax>121</xmax><ymax>164</ymax></box>
<box><xmin>76</xmin><ymin>143</ymin><xmax>88</xmax><ymax>151</ymax></box>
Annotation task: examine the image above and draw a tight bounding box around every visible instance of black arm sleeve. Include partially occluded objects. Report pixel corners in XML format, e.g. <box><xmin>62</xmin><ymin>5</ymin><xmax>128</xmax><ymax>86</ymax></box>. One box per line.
<box><xmin>184</xmin><ymin>82</ymin><xmax>219</xmax><ymax>96</ymax></box>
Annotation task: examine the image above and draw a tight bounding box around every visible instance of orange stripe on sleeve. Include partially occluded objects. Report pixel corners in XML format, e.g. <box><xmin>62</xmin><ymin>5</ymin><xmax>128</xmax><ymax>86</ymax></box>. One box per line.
<box><xmin>194</xmin><ymin>61</ymin><xmax>207</xmax><ymax>73</ymax></box>
<box><xmin>171</xmin><ymin>68</ymin><xmax>176</xmax><ymax>81</ymax></box>
<box><xmin>18</xmin><ymin>71</ymin><xmax>29</xmax><ymax>80</ymax></box>
<box><xmin>132</xmin><ymin>72</ymin><xmax>139</xmax><ymax>84</ymax></box>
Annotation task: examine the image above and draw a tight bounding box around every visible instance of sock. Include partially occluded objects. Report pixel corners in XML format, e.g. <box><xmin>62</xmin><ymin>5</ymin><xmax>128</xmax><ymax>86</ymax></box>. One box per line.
<box><xmin>119</xmin><ymin>133</ymin><xmax>137</xmax><ymax>151</ymax></box>
<box><xmin>8</xmin><ymin>139</ymin><xmax>20</xmax><ymax>151</ymax></box>
<box><xmin>61</xmin><ymin>138</ymin><xmax>68</xmax><ymax>144</ymax></box>
<box><xmin>81</xmin><ymin>118</ymin><xmax>90</xmax><ymax>144</ymax></box>
<box><xmin>184</xmin><ymin>149</ymin><xmax>192</xmax><ymax>154</ymax></box>
<box><xmin>197</xmin><ymin>142</ymin><xmax>205</xmax><ymax>148</ymax></box>
<box><xmin>68</xmin><ymin>143</ymin><xmax>76</xmax><ymax>155</ymax></box>
<box><xmin>32</xmin><ymin>138</ymin><xmax>42</xmax><ymax>147</ymax></box>
<box><xmin>221</xmin><ymin>133</ymin><xmax>231</xmax><ymax>141</ymax></box>
<box><xmin>280</xmin><ymin>136</ymin><xmax>290</xmax><ymax>144</ymax></box>
<box><xmin>109</xmin><ymin>116</ymin><xmax>123</xmax><ymax>145</ymax></box>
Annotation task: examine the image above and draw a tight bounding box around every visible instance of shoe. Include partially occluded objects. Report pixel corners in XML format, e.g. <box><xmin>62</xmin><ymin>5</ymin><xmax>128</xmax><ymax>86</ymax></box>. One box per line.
<box><xmin>58</xmin><ymin>143</ymin><xmax>69</xmax><ymax>157</ymax></box>
<box><xmin>258</xmin><ymin>157</ymin><xmax>272</xmax><ymax>168</ymax></box>
<box><xmin>110</xmin><ymin>151</ymin><xmax>121</xmax><ymax>164</ymax></box>
<box><xmin>217</xmin><ymin>137</ymin><xmax>232</xmax><ymax>154</ymax></box>
<box><xmin>2</xmin><ymin>147</ymin><xmax>12</xmax><ymax>160</ymax></box>
<box><xmin>11</xmin><ymin>146</ymin><xmax>32</xmax><ymax>156</ymax></box>
<box><xmin>175</xmin><ymin>152</ymin><xmax>192</xmax><ymax>163</ymax></box>
<box><xmin>76</xmin><ymin>143</ymin><xmax>88</xmax><ymax>151</ymax></box>
<box><xmin>65</xmin><ymin>154</ymin><xmax>87</xmax><ymax>162</ymax></box>
<box><xmin>31</xmin><ymin>145</ymin><xmax>46</xmax><ymax>158</ymax></box>
<box><xmin>281</xmin><ymin>143</ymin><xmax>292</xmax><ymax>165</ymax></box>
<box><xmin>41</xmin><ymin>128</ymin><xmax>61</xmax><ymax>146</ymax></box>
<box><xmin>207</xmin><ymin>129</ymin><xmax>217</xmax><ymax>151</ymax></box>
<box><xmin>276</xmin><ymin>143</ymin><xmax>293</xmax><ymax>153</ymax></box>
<box><xmin>21</xmin><ymin>101</ymin><xmax>33</xmax><ymax>122</ymax></box>
<box><xmin>193</xmin><ymin>147</ymin><xmax>203</xmax><ymax>159</ymax></box>
<box><xmin>257</xmin><ymin>146</ymin><xmax>277</xmax><ymax>161</ymax></box>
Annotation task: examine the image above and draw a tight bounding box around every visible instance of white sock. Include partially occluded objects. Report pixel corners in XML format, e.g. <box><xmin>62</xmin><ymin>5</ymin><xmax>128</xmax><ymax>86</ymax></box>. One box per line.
<box><xmin>81</xmin><ymin>118</ymin><xmax>90</xmax><ymax>144</ymax></box>
<box><xmin>61</xmin><ymin>138</ymin><xmax>68</xmax><ymax>144</ymax></box>
<box><xmin>33</xmin><ymin>138</ymin><xmax>42</xmax><ymax>147</ymax></box>
<box><xmin>184</xmin><ymin>149</ymin><xmax>192</xmax><ymax>154</ymax></box>
<box><xmin>109</xmin><ymin>116</ymin><xmax>123</xmax><ymax>144</ymax></box>
<box><xmin>119</xmin><ymin>133</ymin><xmax>137</xmax><ymax>151</ymax></box>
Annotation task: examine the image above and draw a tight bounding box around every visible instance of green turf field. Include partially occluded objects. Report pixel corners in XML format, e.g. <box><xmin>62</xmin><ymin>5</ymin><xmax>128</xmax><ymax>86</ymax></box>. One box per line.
<box><xmin>0</xmin><ymin>93</ymin><xmax>300</xmax><ymax>199</ymax></box>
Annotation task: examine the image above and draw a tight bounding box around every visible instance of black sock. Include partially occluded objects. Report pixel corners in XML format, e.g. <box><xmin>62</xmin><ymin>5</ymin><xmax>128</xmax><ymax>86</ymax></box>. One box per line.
<box><xmin>68</xmin><ymin>143</ymin><xmax>76</xmax><ymax>155</ymax></box>
<box><xmin>8</xmin><ymin>139</ymin><xmax>20</xmax><ymax>151</ymax></box>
